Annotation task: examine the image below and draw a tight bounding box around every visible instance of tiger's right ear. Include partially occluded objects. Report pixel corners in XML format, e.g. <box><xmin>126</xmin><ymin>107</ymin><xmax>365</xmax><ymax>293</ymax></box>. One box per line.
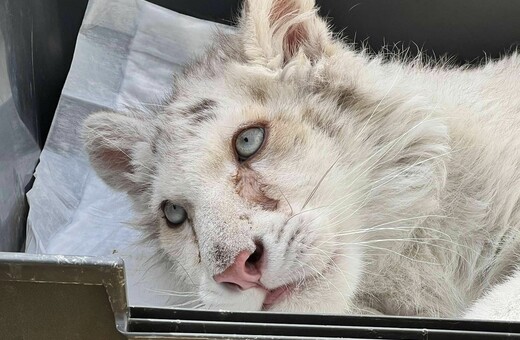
<box><xmin>82</xmin><ymin>110</ymin><xmax>155</xmax><ymax>193</ymax></box>
<box><xmin>238</xmin><ymin>0</ymin><xmax>336</xmax><ymax>68</ymax></box>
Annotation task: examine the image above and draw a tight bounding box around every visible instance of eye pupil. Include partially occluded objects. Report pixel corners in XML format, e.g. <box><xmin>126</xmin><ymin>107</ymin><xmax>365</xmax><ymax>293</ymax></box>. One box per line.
<box><xmin>244</xmin><ymin>137</ymin><xmax>249</xmax><ymax>142</ymax></box>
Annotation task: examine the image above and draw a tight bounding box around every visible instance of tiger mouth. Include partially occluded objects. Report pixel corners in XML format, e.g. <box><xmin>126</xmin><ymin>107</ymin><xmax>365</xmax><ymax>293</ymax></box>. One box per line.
<box><xmin>260</xmin><ymin>251</ymin><xmax>342</xmax><ymax>310</ymax></box>
<box><xmin>261</xmin><ymin>284</ymin><xmax>295</xmax><ymax>310</ymax></box>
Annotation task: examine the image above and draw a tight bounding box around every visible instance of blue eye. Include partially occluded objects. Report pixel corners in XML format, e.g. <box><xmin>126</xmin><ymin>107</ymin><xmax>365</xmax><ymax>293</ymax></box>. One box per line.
<box><xmin>162</xmin><ymin>201</ymin><xmax>187</xmax><ymax>227</ymax></box>
<box><xmin>235</xmin><ymin>127</ymin><xmax>265</xmax><ymax>160</ymax></box>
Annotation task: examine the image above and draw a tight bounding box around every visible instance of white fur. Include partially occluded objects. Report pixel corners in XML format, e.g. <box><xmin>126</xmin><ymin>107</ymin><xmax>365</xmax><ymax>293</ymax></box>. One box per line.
<box><xmin>82</xmin><ymin>0</ymin><xmax>520</xmax><ymax>320</ymax></box>
<box><xmin>465</xmin><ymin>267</ymin><xmax>520</xmax><ymax>321</ymax></box>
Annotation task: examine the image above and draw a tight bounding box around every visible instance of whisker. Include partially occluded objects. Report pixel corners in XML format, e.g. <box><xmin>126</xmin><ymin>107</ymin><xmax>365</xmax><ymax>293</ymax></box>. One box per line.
<box><xmin>145</xmin><ymin>287</ymin><xmax>199</xmax><ymax>297</ymax></box>
<box><xmin>357</xmin><ymin>244</ymin><xmax>441</xmax><ymax>266</ymax></box>
<box><xmin>301</xmin><ymin>155</ymin><xmax>342</xmax><ymax>211</ymax></box>
<box><xmin>278</xmin><ymin>188</ymin><xmax>294</xmax><ymax>215</ymax></box>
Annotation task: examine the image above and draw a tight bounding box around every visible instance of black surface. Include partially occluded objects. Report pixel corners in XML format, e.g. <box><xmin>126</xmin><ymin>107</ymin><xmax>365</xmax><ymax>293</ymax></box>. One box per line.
<box><xmin>129</xmin><ymin>307</ymin><xmax>520</xmax><ymax>339</ymax></box>
<box><xmin>317</xmin><ymin>0</ymin><xmax>520</xmax><ymax>64</ymax></box>
<box><xmin>148</xmin><ymin>0</ymin><xmax>242</xmax><ymax>25</ymax></box>
<box><xmin>131</xmin><ymin>307</ymin><xmax>520</xmax><ymax>333</ymax></box>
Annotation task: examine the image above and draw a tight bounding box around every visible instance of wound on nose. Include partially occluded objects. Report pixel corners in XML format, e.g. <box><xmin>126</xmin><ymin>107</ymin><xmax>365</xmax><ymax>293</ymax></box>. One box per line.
<box><xmin>233</xmin><ymin>166</ymin><xmax>278</xmax><ymax>210</ymax></box>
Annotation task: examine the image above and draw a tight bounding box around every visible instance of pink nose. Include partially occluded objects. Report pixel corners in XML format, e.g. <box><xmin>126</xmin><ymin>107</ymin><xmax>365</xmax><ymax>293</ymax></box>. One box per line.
<box><xmin>213</xmin><ymin>244</ymin><xmax>264</xmax><ymax>290</ymax></box>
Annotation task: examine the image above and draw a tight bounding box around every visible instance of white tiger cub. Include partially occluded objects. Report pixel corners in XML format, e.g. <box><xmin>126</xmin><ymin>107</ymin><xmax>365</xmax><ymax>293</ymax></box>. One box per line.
<box><xmin>82</xmin><ymin>0</ymin><xmax>520</xmax><ymax>319</ymax></box>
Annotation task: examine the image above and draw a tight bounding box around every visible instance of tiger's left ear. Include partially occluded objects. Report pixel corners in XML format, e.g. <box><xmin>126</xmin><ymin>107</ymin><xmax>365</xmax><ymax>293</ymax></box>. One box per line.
<box><xmin>239</xmin><ymin>0</ymin><xmax>336</xmax><ymax>68</ymax></box>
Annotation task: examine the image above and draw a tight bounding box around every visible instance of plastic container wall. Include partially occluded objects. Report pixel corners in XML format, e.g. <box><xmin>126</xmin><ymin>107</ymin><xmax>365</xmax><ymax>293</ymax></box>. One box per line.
<box><xmin>0</xmin><ymin>3</ymin><xmax>39</xmax><ymax>252</ymax></box>
<box><xmin>0</xmin><ymin>0</ymin><xmax>87</xmax><ymax>252</ymax></box>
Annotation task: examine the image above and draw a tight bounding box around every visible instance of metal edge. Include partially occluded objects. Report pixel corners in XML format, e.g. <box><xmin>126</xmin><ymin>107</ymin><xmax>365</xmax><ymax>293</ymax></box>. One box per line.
<box><xmin>128</xmin><ymin>306</ymin><xmax>520</xmax><ymax>333</ymax></box>
<box><xmin>125</xmin><ymin>332</ymin><xmax>347</xmax><ymax>340</ymax></box>
<box><xmin>0</xmin><ymin>251</ymin><xmax>129</xmax><ymax>333</ymax></box>
<box><xmin>125</xmin><ymin>318</ymin><xmax>520</xmax><ymax>339</ymax></box>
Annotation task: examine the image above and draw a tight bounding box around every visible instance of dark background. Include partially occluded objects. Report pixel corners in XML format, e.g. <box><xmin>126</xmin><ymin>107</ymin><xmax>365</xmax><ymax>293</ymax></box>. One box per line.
<box><xmin>2</xmin><ymin>0</ymin><xmax>519</xmax><ymax>147</ymax></box>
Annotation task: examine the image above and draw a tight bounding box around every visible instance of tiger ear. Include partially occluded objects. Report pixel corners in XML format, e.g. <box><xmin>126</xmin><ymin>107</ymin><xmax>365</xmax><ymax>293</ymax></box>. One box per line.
<box><xmin>239</xmin><ymin>0</ymin><xmax>334</xmax><ymax>68</ymax></box>
<box><xmin>82</xmin><ymin>110</ymin><xmax>154</xmax><ymax>193</ymax></box>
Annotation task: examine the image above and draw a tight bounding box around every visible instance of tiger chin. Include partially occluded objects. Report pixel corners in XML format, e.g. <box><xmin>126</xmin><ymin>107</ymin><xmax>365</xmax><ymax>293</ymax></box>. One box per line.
<box><xmin>82</xmin><ymin>0</ymin><xmax>520</xmax><ymax>320</ymax></box>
